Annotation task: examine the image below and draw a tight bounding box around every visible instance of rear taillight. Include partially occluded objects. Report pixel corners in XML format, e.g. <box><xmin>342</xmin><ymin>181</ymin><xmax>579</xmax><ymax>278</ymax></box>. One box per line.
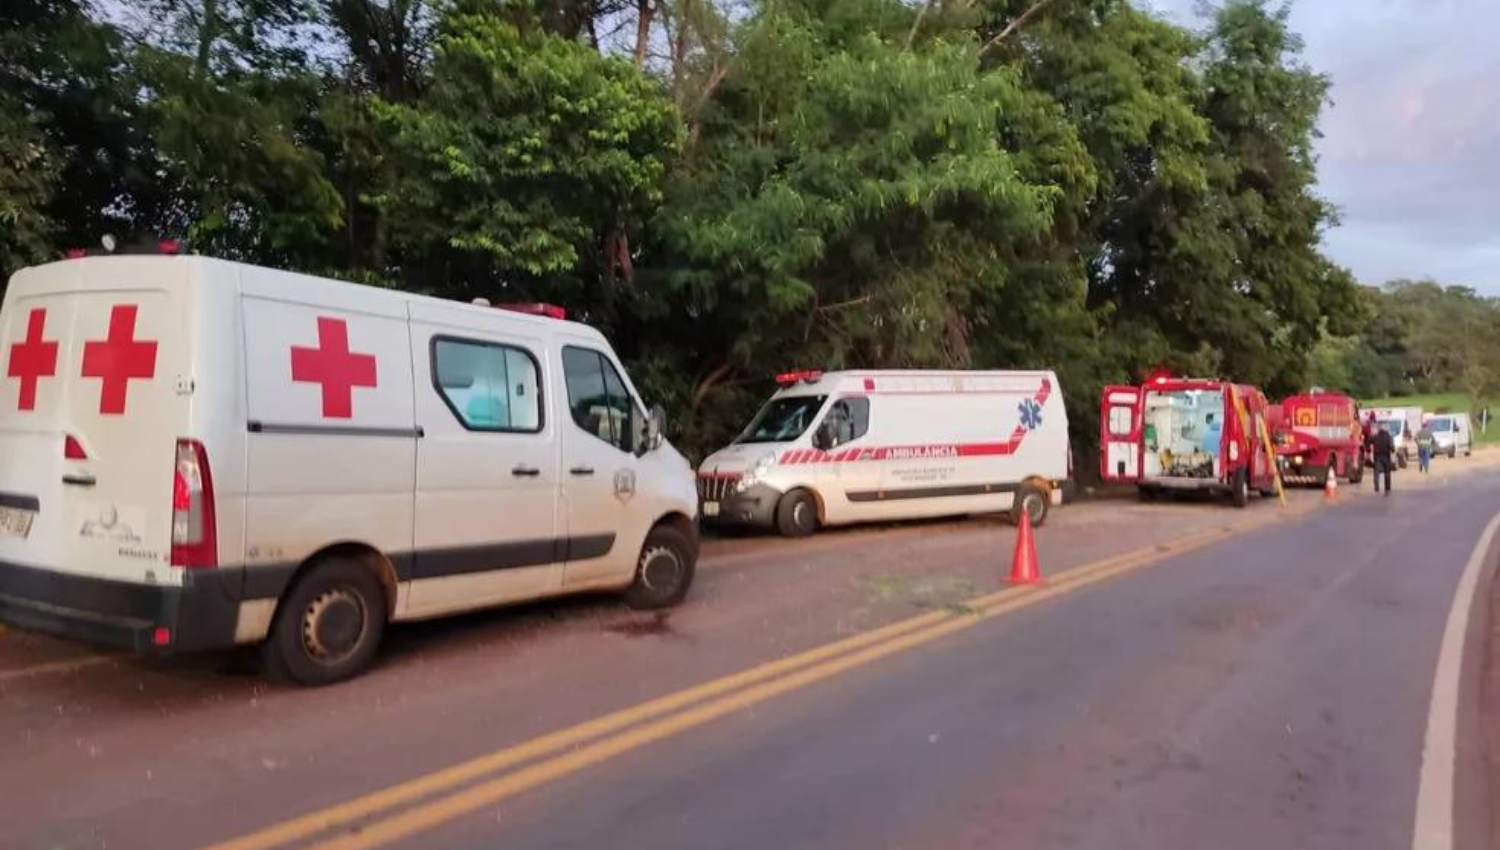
<box><xmin>170</xmin><ymin>439</ymin><xmax>217</xmax><ymax>569</ymax></box>
<box><xmin>64</xmin><ymin>435</ymin><xmax>88</xmax><ymax>460</ymax></box>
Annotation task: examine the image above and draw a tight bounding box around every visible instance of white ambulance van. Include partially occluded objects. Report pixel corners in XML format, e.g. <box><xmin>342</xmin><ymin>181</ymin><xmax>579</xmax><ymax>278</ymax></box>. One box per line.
<box><xmin>697</xmin><ymin>370</ymin><xmax>1070</xmax><ymax>536</ymax></box>
<box><xmin>0</xmin><ymin>254</ymin><xmax>698</xmax><ymax>684</ymax></box>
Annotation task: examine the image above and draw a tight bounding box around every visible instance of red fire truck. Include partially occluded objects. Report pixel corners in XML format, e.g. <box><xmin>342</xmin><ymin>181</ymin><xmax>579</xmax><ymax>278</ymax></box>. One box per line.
<box><xmin>1271</xmin><ymin>391</ymin><xmax>1364</xmax><ymax>486</ymax></box>
<box><xmin>1099</xmin><ymin>373</ymin><xmax>1278</xmax><ymax>507</ymax></box>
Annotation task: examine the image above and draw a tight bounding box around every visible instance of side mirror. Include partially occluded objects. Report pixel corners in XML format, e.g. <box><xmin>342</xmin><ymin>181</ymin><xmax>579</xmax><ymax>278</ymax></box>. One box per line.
<box><xmin>813</xmin><ymin>421</ymin><xmax>837</xmax><ymax>451</ymax></box>
<box><xmin>644</xmin><ymin>404</ymin><xmax>666</xmax><ymax>453</ymax></box>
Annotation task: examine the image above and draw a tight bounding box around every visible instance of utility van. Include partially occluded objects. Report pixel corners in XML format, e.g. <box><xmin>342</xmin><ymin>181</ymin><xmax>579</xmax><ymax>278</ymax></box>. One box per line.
<box><xmin>1427</xmin><ymin>412</ymin><xmax>1473</xmax><ymax>458</ymax></box>
<box><xmin>697</xmin><ymin>370</ymin><xmax>1070</xmax><ymax>536</ymax></box>
<box><xmin>0</xmin><ymin>254</ymin><xmax>698</xmax><ymax>684</ymax></box>
<box><xmin>1100</xmin><ymin>373</ymin><xmax>1278</xmax><ymax>506</ymax></box>
<box><xmin>1366</xmin><ymin>406</ymin><xmax>1421</xmax><ymax>468</ymax></box>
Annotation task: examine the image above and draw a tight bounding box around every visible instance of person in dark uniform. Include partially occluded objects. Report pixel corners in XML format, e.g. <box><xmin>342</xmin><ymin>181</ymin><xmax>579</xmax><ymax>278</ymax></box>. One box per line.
<box><xmin>1371</xmin><ymin>423</ymin><xmax>1395</xmax><ymax>496</ymax></box>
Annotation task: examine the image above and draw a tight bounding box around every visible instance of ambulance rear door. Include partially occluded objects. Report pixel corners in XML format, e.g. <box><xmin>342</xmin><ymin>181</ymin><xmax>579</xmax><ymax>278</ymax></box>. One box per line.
<box><xmin>1100</xmin><ymin>385</ymin><xmax>1143</xmax><ymax>482</ymax></box>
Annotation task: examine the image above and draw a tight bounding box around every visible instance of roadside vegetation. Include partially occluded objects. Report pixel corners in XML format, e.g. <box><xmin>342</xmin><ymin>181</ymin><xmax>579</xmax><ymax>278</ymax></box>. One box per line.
<box><xmin>2</xmin><ymin>0</ymin><xmax>1493</xmax><ymax>465</ymax></box>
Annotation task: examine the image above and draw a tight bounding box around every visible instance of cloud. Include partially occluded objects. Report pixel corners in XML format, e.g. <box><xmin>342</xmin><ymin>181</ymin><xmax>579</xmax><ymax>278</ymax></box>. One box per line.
<box><xmin>1149</xmin><ymin>0</ymin><xmax>1500</xmax><ymax>293</ymax></box>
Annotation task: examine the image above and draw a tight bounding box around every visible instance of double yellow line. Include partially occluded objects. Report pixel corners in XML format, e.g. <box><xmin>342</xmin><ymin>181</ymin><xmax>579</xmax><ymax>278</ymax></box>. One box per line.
<box><xmin>204</xmin><ymin>509</ymin><xmax>1303</xmax><ymax>850</ymax></box>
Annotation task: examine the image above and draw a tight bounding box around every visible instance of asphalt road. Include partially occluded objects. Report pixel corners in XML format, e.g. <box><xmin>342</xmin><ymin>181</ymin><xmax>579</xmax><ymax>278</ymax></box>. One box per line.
<box><xmin>1</xmin><ymin>456</ymin><xmax>1497</xmax><ymax>850</ymax></box>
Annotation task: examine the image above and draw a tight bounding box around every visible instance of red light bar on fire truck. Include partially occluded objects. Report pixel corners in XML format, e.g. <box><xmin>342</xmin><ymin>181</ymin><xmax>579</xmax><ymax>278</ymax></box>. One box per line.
<box><xmin>775</xmin><ymin>370</ymin><xmax>824</xmax><ymax>386</ymax></box>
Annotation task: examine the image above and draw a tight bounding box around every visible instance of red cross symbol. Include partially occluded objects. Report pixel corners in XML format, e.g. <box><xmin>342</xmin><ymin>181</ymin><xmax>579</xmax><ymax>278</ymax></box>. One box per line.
<box><xmin>7</xmin><ymin>308</ymin><xmax>59</xmax><ymax>411</ymax></box>
<box><xmin>82</xmin><ymin>305</ymin><xmax>158</xmax><ymax>415</ymax></box>
<box><xmin>290</xmin><ymin>317</ymin><xmax>377</xmax><ymax>419</ymax></box>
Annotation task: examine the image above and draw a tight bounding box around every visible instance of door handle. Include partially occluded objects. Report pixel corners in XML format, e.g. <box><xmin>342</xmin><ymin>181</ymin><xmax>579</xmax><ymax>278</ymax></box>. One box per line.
<box><xmin>62</xmin><ymin>474</ymin><xmax>97</xmax><ymax>487</ymax></box>
<box><xmin>570</xmin><ymin>466</ymin><xmax>595</xmax><ymax>476</ymax></box>
<box><xmin>511</xmin><ymin>465</ymin><xmax>541</xmax><ymax>478</ymax></box>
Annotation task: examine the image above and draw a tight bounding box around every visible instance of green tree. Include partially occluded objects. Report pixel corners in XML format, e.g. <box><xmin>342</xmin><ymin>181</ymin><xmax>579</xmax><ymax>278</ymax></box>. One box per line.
<box><xmin>373</xmin><ymin>3</ymin><xmax>682</xmax><ymax>301</ymax></box>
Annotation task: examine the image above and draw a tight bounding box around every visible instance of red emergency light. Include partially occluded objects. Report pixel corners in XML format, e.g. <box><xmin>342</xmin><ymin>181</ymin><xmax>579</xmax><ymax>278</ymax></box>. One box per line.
<box><xmin>775</xmin><ymin>370</ymin><xmax>824</xmax><ymax>386</ymax></box>
<box><xmin>497</xmin><ymin>302</ymin><xmax>567</xmax><ymax>320</ymax></box>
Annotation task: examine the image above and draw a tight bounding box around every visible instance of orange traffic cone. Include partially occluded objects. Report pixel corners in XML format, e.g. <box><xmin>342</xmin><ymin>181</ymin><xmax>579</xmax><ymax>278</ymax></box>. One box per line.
<box><xmin>1325</xmin><ymin>467</ymin><xmax>1339</xmax><ymax>502</ymax></box>
<box><xmin>1009</xmin><ymin>505</ymin><xmax>1042</xmax><ymax>585</ymax></box>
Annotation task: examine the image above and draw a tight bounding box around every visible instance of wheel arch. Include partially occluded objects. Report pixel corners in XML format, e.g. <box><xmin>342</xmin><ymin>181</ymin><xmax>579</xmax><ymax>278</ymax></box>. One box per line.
<box><xmin>280</xmin><ymin>541</ymin><xmax>400</xmax><ymax>619</ymax></box>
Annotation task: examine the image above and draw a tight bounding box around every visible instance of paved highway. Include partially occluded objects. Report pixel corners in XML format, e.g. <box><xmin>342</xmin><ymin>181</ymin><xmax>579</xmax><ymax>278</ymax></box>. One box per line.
<box><xmin>1</xmin><ymin>457</ymin><xmax>1497</xmax><ymax>850</ymax></box>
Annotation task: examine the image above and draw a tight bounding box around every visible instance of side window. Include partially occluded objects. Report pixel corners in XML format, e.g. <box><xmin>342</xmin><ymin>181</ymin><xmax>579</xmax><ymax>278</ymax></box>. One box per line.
<box><xmin>1108</xmin><ymin>405</ymin><xmax>1133</xmax><ymax>437</ymax></box>
<box><xmin>824</xmin><ymin>397</ymin><xmax>870</xmax><ymax>447</ymax></box>
<box><xmin>563</xmin><ymin>346</ymin><xmax>636</xmax><ymax>451</ymax></box>
<box><xmin>432</xmin><ymin>337</ymin><xmax>542</xmax><ymax>433</ymax></box>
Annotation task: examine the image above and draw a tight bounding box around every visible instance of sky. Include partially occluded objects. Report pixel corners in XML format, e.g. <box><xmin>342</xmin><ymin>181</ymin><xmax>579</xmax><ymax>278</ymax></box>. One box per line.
<box><xmin>1152</xmin><ymin>0</ymin><xmax>1500</xmax><ymax>294</ymax></box>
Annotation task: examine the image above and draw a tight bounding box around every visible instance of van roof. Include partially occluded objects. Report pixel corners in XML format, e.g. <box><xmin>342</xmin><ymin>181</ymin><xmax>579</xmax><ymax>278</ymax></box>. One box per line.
<box><xmin>9</xmin><ymin>255</ymin><xmax>602</xmax><ymax>339</ymax></box>
<box><xmin>771</xmin><ymin>369</ymin><xmax>1057</xmax><ymax>397</ymax></box>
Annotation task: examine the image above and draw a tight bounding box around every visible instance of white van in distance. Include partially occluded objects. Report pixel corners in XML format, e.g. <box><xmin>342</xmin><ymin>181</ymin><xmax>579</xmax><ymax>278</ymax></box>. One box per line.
<box><xmin>0</xmin><ymin>254</ymin><xmax>698</xmax><ymax>684</ymax></box>
<box><xmin>697</xmin><ymin>370</ymin><xmax>1070</xmax><ymax>536</ymax></box>
<box><xmin>1426</xmin><ymin>412</ymin><xmax>1473</xmax><ymax>458</ymax></box>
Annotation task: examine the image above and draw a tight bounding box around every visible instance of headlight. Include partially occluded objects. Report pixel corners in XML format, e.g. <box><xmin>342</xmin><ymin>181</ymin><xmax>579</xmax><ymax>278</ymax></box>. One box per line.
<box><xmin>735</xmin><ymin>453</ymin><xmax>777</xmax><ymax>492</ymax></box>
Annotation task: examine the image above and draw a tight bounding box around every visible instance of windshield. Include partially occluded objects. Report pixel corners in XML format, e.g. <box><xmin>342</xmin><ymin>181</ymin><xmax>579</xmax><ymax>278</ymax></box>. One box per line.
<box><xmin>737</xmin><ymin>395</ymin><xmax>828</xmax><ymax>444</ymax></box>
<box><xmin>1380</xmin><ymin>419</ymin><xmax>1405</xmax><ymax>437</ymax></box>
<box><xmin>1430</xmin><ymin>418</ymin><xmax>1453</xmax><ymax>432</ymax></box>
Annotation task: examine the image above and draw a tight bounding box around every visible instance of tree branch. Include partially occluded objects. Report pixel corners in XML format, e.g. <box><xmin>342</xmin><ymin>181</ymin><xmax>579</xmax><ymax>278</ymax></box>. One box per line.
<box><xmin>980</xmin><ymin>0</ymin><xmax>1061</xmax><ymax>56</ymax></box>
<box><xmin>905</xmin><ymin>0</ymin><xmax>937</xmax><ymax>48</ymax></box>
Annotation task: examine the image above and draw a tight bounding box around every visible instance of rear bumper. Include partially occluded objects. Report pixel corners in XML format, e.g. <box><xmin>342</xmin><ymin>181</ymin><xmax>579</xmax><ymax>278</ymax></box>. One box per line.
<box><xmin>0</xmin><ymin>559</ymin><xmax>240</xmax><ymax>653</ymax></box>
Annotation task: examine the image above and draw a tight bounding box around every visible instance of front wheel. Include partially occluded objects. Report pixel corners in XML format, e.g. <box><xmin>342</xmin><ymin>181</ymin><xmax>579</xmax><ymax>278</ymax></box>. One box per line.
<box><xmin>775</xmin><ymin>489</ymin><xmax>819</xmax><ymax>538</ymax></box>
<box><xmin>624</xmin><ymin>525</ymin><xmax>697</xmax><ymax>610</ymax></box>
<box><xmin>262</xmin><ymin>558</ymin><xmax>387</xmax><ymax>686</ymax></box>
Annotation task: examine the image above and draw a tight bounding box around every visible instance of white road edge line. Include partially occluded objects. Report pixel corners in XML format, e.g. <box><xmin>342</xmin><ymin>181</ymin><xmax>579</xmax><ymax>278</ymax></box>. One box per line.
<box><xmin>0</xmin><ymin>654</ymin><xmax>117</xmax><ymax>684</ymax></box>
<box><xmin>1412</xmin><ymin>509</ymin><xmax>1500</xmax><ymax>850</ymax></box>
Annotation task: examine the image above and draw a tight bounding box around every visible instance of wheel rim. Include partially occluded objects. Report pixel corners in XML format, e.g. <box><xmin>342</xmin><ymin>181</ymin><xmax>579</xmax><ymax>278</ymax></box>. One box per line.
<box><xmin>793</xmin><ymin>499</ymin><xmax>813</xmax><ymax>531</ymax></box>
<box><xmin>638</xmin><ymin>545</ymin><xmax>684</xmax><ymax>593</ymax></box>
<box><xmin>301</xmin><ymin>587</ymin><xmax>368</xmax><ymax>666</ymax></box>
<box><xmin>1023</xmin><ymin>493</ymin><xmax>1045</xmax><ymax>519</ymax></box>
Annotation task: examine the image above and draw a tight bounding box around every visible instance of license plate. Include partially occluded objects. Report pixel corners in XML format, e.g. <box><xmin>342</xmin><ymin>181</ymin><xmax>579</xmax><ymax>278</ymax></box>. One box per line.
<box><xmin>702</xmin><ymin>501</ymin><xmax>720</xmax><ymax>518</ymax></box>
<box><xmin>0</xmin><ymin>506</ymin><xmax>35</xmax><ymax>539</ymax></box>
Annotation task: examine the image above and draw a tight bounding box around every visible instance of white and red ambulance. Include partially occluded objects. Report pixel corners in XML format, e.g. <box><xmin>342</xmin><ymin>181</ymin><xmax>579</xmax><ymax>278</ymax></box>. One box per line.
<box><xmin>697</xmin><ymin>370</ymin><xmax>1071</xmax><ymax>536</ymax></box>
<box><xmin>0</xmin><ymin>252</ymin><xmax>698</xmax><ymax>684</ymax></box>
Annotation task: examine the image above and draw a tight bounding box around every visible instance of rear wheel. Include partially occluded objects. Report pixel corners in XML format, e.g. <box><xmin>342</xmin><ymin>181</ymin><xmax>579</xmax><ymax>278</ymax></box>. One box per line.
<box><xmin>1229</xmin><ymin>469</ymin><xmax>1249</xmax><ymax>508</ymax></box>
<box><xmin>624</xmin><ymin>525</ymin><xmax>696</xmax><ymax>610</ymax></box>
<box><xmin>1011</xmin><ymin>482</ymin><xmax>1050</xmax><ymax>527</ymax></box>
<box><xmin>262</xmin><ymin>558</ymin><xmax>386</xmax><ymax>686</ymax></box>
<box><xmin>775</xmin><ymin>489</ymin><xmax>819</xmax><ymax>538</ymax></box>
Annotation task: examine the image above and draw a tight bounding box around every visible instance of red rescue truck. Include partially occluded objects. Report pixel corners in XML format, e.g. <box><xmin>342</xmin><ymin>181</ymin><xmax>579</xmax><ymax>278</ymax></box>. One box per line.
<box><xmin>1270</xmin><ymin>391</ymin><xmax>1364</xmax><ymax>486</ymax></box>
<box><xmin>1100</xmin><ymin>373</ymin><xmax>1278</xmax><ymax>507</ymax></box>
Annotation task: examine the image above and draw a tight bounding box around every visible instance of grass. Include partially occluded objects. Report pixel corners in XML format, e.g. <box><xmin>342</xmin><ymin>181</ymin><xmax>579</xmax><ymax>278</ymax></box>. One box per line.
<box><xmin>1361</xmin><ymin>393</ymin><xmax>1500</xmax><ymax>445</ymax></box>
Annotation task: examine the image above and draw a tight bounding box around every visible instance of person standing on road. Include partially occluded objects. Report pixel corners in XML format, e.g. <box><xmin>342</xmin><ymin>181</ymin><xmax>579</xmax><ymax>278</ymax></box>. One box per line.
<box><xmin>1416</xmin><ymin>421</ymin><xmax>1435</xmax><ymax>474</ymax></box>
<box><xmin>1372</xmin><ymin>424</ymin><xmax>1395</xmax><ymax>495</ymax></box>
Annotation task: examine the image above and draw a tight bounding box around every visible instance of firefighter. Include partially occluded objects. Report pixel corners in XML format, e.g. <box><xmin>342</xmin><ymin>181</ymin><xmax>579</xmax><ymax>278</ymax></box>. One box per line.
<box><xmin>1371</xmin><ymin>423</ymin><xmax>1396</xmax><ymax>495</ymax></box>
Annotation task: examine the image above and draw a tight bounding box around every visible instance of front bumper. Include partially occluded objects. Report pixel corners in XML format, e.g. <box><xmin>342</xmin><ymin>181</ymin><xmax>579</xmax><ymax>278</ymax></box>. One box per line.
<box><xmin>0</xmin><ymin>559</ymin><xmax>240</xmax><ymax>654</ymax></box>
<box><xmin>701</xmin><ymin>483</ymin><xmax>782</xmax><ymax>529</ymax></box>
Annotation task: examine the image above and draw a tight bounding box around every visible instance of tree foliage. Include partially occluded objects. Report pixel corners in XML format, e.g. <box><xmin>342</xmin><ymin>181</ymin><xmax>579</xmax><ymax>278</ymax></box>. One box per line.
<box><xmin>7</xmin><ymin>0</ymin><xmax>1465</xmax><ymax>469</ymax></box>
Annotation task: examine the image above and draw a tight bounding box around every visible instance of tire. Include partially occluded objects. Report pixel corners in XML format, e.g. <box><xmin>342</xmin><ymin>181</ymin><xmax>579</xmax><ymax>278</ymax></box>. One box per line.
<box><xmin>1011</xmin><ymin>482</ymin><xmax>1050</xmax><ymax>527</ymax></box>
<box><xmin>262</xmin><ymin>558</ymin><xmax>387</xmax><ymax>686</ymax></box>
<box><xmin>1229</xmin><ymin>469</ymin><xmax>1249</xmax><ymax>508</ymax></box>
<box><xmin>623</xmin><ymin>525</ymin><xmax>697</xmax><ymax>610</ymax></box>
<box><xmin>775</xmin><ymin>489</ymin><xmax>819</xmax><ymax>538</ymax></box>
<box><xmin>1138</xmin><ymin>486</ymin><xmax>1158</xmax><ymax>503</ymax></box>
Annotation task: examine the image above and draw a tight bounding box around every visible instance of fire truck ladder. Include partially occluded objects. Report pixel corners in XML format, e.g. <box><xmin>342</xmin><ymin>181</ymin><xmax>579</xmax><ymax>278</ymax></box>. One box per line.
<box><xmin>1228</xmin><ymin>385</ymin><xmax>1287</xmax><ymax>507</ymax></box>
